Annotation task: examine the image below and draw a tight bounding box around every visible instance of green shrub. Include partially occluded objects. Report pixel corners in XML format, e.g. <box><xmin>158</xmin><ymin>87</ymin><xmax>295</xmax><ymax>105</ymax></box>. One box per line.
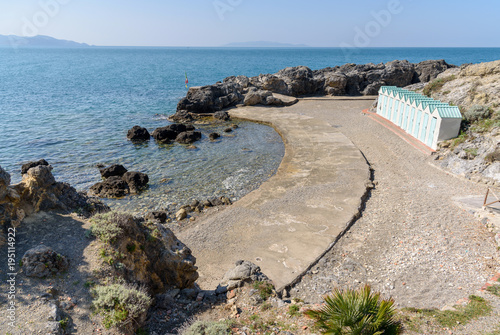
<box><xmin>464</xmin><ymin>105</ymin><xmax>492</xmax><ymax>123</ymax></box>
<box><xmin>89</xmin><ymin>212</ymin><xmax>134</xmax><ymax>243</ymax></box>
<box><xmin>305</xmin><ymin>285</ymin><xmax>402</xmax><ymax>335</ymax></box>
<box><xmin>253</xmin><ymin>281</ymin><xmax>274</xmax><ymax>301</ymax></box>
<box><xmin>182</xmin><ymin>320</ymin><xmax>231</xmax><ymax>335</ymax></box>
<box><xmin>288</xmin><ymin>304</ymin><xmax>301</xmax><ymax>317</ymax></box>
<box><xmin>92</xmin><ymin>284</ymin><xmax>152</xmax><ymax>329</ymax></box>
<box><xmin>423</xmin><ymin>75</ymin><xmax>456</xmax><ymax>97</ymax></box>
<box><xmin>485</xmin><ymin>149</ymin><xmax>500</xmax><ymax>163</ymax></box>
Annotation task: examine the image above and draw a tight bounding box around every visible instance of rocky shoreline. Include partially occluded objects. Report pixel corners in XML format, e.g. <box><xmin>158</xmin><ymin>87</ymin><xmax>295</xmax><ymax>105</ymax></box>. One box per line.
<box><xmin>170</xmin><ymin>59</ymin><xmax>454</xmax><ymax>122</ymax></box>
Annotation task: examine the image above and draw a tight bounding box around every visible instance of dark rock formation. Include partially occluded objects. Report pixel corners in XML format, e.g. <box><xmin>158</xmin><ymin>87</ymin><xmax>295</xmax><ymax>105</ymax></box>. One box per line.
<box><xmin>209</xmin><ymin>132</ymin><xmax>221</xmax><ymax>141</ymax></box>
<box><xmin>169</xmin><ymin>110</ymin><xmax>193</xmax><ymax>123</ymax></box>
<box><xmin>413</xmin><ymin>59</ymin><xmax>456</xmax><ymax>83</ymax></box>
<box><xmin>175</xmin><ymin>131</ymin><xmax>202</xmax><ymax>144</ymax></box>
<box><xmin>146</xmin><ymin>211</ymin><xmax>167</xmax><ymax>223</ymax></box>
<box><xmin>152</xmin><ymin>124</ymin><xmax>200</xmax><ymax>145</ymax></box>
<box><xmin>127</xmin><ymin>125</ymin><xmax>150</xmax><ymax>141</ymax></box>
<box><xmin>214</xmin><ymin>111</ymin><xmax>230</xmax><ymax>121</ymax></box>
<box><xmin>21</xmin><ymin>159</ymin><xmax>49</xmax><ymax>175</ymax></box>
<box><xmin>176</xmin><ymin>82</ymin><xmax>243</xmax><ymax>113</ymax></box>
<box><xmin>169</xmin><ymin>60</ymin><xmax>453</xmax><ymax>121</ymax></box>
<box><xmin>91</xmin><ymin>165</ymin><xmax>149</xmax><ymax>198</ymax></box>
<box><xmin>99</xmin><ymin>164</ymin><xmax>128</xmax><ymax>179</ymax></box>
<box><xmin>122</xmin><ymin>171</ymin><xmax>149</xmax><ymax>193</ymax></box>
<box><xmin>21</xmin><ymin>245</ymin><xmax>69</xmax><ymax>278</ymax></box>
<box><xmin>90</xmin><ymin>176</ymin><xmax>130</xmax><ymax>198</ymax></box>
<box><xmin>152</xmin><ymin>127</ymin><xmax>178</xmax><ymax>144</ymax></box>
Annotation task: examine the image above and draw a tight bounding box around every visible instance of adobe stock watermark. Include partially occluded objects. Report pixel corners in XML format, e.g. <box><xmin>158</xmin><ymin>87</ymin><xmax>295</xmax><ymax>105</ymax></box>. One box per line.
<box><xmin>340</xmin><ymin>0</ymin><xmax>405</xmax><ymax>61</ymax></box>
<box><xmin>6</xmin><ymin>228</ymin><xmax>17</xmax><ymax>329</ymax></box>
<box><xmin>9</xmin><ymin>0</ymin><xmax>72</xmax><ymax>49</ymax></box>
<box><xmin>213</xmin><ymin>0</ymin><xmax>244</xmax><ymax>21</ymax></box>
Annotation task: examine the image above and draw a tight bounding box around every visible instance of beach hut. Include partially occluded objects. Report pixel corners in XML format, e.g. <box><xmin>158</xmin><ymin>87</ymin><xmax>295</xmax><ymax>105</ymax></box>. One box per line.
<box><xmin>377</xmin><ymin>86</ymin><xmax>462</xmax><ymax>150</ymax></box>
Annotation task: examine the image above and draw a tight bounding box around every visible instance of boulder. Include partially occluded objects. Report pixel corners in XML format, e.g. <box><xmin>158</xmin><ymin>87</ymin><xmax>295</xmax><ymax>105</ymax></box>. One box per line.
<box><xmin>244</xmin><ymin>90</ymin><xmax>273</xmax><ymax>106</ymax></box>
<box><xmin>152</xmin><ymin>127</ymin><xmax>179</xmax><ymax>144</ymax></box>
<box><xmin>146</xmin><ymin>211</ymin><xmax>167</xmax><ymax>223</ymax></box>
<box><xmin>209</xmin><ymin>132</ymin><xmax>221</xmax><ymax>141</ymax></box>
<box><xmin>21</xmin><ymin>245</ymin><xmax>69</xmax><ymax>278</ymax></box>
<box><xmin>99</xmin><ymin>164</ymin><xmax>128</xmax><ymax>179</ymax></box>
<box><xmin>122</xmin><ymin>171</ymin><xmax>149</xmax><ymax>194</ymax></box>
<box><xmin>323</xmin><ymin>73</ymin><xmax>348</xmax><ymax>95</ymax></box>
<box><xmin>90</xmin><ymin>212</ymin><xmax>198</xmax><ymax>292</ymax></box>
<box><xmin>177</xmin><ymin>83</ymin><xmax>243</xmax><ymax>113</ymax></box>
<box><xmin>176</xmin><ymin>208</ymin><xmax>188</xmax><ymax>221</ymax></box>
<box><xmin>175</xmin><ymin>131</ymin><xmax>202</xmax><ymax>144</ymax></box>
<box><xmin>214</xmin><ymin>111</ymin><xmax>230</xmax><ymax>121</ymax></box>
<box><xmin>219</xmin><ymin>260</ymin><xmax>271</xmax><ymax>290</ymax></box>
<box><xmin>127</xmin><ymin>125</ymin><xmax>150</xmax><ymax>141</ymax></box>
<box><xmin>413</xmin><ymin>59</ymin><xmax>456</xmax><ymax>83</ymax></box>
<box><xmin>276</xmin><ymin>66</ymin><xmax>318</xmax><ymax>96</ymax></box>
<box><xmin>258</xmin><ymin>75</ymin><xmax>289</xmax><ymax>95</ymax></box>
<box><xmin>89</xmin><ymin>176</ymin><xmax>130</xmax><ymax>198</ymax></box>
<box><xmin>21</xmin><ymin>159</ymin><xmax>49</xmax><ymax>175</ymax></box>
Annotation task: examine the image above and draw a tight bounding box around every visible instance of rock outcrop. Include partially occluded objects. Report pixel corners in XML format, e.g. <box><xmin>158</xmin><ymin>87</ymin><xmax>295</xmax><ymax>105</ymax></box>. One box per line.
<box><xmin>169</xmin><ymin>60</ymin><xmax>453</xmax><ymax>121</ymax></box>
<box><xmin>21</xmin><ymin>245</ymin><xmax>69</xmax><ymax>278</ymax></box>
<box><xmin>152</xmin><ymin>123</ymin><xmax>200</xmax><ymax>145</ymax></box>
<box><xmin>91</xmin><ymin>212</ymin><xmax>199</xmax><ymax>293</ymax></box>
<box><xmin>0</xmin><ymin>163</ymin><xmax>109</xmax><ymax>244</ymax></box>
<box><xmin>90</xmin><ymin>165</ymin><xmax>149</xmax><ymax>198</ymax></box>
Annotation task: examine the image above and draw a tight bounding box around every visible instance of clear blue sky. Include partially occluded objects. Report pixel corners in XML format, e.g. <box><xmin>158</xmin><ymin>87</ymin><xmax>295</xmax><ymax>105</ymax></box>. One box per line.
<box><xmin>1</xmin><ymin>0</ymin><xmax>499</xmax><ymax>47</ymax></box>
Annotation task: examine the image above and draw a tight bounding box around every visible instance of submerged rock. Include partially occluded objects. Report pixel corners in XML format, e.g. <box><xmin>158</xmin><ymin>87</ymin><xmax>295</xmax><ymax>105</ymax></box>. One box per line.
<box><xmin>90</xmin><ymin>176</ymin><xmax>130</xmax><ymax>198</ymax></box>
<box><xmin>209</xmin><ymin>132</ymin><xmax>221</xmax><ymax>141</ymax></box>
<box><xmin>175</xmin><ymin>131</ymin><xmax>202</xmax><ymax>144</ymax></box>
<box><xmin>122</xmin><ymin>171</ymin><xmax>149</xmax><ymax>194</ymax></box>
<box><xmin>127</xmin><ymin>125</ymin><xmax>151</xmax><ymax>141</ymax></box>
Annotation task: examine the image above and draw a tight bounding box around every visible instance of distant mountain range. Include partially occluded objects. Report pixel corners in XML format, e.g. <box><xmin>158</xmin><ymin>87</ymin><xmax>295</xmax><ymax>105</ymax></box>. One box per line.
<box><xmin>0</xmin><ymin>35</ymin><xmax>90</xmax><ymax>47</ymax></box>
<box><xmin>224</xmin><ymin>41</ymin><xmax>309</xmax><ymax>48</ymax></box>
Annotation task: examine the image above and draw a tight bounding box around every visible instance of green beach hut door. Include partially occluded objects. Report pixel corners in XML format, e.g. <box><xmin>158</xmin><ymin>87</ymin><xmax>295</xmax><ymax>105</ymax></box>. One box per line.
<box><xmin>413</xmin><ymin>110</ymin><xmax>422</xmax><ymax>138</ymax></box>
<box><xmin>420</xmin><ymin>113</ymin><xmax>430</xmax><ymax>142</ymax></box>
<box><xmin>427</xmin><ymin>117</ymin><xmax>437</xmax><ymax>147</ymax></box>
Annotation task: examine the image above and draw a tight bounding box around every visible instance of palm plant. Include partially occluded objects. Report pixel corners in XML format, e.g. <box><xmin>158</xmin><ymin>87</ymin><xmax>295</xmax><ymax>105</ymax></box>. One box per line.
<box><xmin>305</xmin><ymin>285</ymin><xmax>402</xmax><ymax>335</ymax></box>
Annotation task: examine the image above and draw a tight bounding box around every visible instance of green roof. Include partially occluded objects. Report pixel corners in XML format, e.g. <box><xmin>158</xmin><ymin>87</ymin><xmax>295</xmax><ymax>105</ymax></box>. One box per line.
<box><xmin>379</xmin><ymin>86</ymin><xmax>462</xmax><ymax>119</ymax></box>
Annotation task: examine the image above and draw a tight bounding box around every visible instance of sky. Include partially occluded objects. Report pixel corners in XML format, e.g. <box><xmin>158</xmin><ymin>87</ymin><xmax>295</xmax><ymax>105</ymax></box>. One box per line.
<box><xmin>0</xmin><ymin>0</ymin><xmax>499</xmax><ymax>47</ymax></box>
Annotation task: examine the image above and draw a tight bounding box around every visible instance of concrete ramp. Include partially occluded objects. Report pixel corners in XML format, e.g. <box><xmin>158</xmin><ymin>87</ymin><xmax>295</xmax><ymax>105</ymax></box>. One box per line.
<box><xmin>177</xmin><ymin>99</ymin><xmax>373</xmax><ymax>291</ymax></box>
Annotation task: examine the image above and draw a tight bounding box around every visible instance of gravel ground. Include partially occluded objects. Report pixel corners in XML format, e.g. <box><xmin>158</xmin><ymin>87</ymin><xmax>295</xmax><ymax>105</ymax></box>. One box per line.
<box><xmin>288</xmin><ymin>98</ymin><xmax>500</xmax><ymax>319</ymax></box>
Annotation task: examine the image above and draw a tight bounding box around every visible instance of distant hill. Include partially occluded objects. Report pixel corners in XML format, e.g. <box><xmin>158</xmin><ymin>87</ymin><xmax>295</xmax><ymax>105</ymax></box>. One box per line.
<box><xmin>224</xmin><ymin>41</ymin><xmax>309</xmax><ymax>48</ymax></box>
<box><xmin>0</xmin><ymin>35</ymin><xmax>90</xmax><ymax>48</ymax></box>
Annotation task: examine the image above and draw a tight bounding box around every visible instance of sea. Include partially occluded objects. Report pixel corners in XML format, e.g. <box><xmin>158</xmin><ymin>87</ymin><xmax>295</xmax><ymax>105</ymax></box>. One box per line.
<box><xmin>1</xmin><ymin>47</ymin><xmax>499</xmax><ymax>214</ymax></box>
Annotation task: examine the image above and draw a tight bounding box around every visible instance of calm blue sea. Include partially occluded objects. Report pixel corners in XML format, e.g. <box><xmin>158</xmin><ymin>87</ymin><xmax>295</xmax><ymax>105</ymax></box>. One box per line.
<box><xmin>1</xmin><ymin>47</ymin><xmax>499</xmax><ymax>214</ymax></box>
